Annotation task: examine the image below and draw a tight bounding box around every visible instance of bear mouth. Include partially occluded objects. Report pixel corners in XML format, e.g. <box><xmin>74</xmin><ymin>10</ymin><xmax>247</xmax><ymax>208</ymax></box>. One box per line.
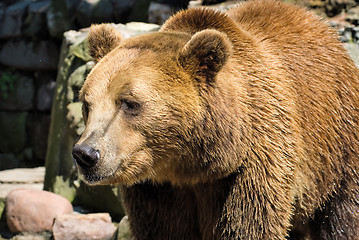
<box><xmin>78</xmin><ymin>166</ymin><xmax>118</xmax><ymax>185</ymax></box>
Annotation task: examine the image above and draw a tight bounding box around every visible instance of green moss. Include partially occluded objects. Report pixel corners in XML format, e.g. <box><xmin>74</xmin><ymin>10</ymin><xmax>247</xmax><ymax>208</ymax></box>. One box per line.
<box><xmin>0</xmin><ymin>70</ymin><xmax>16</xmax><ymax>99</ymax></box>
<box><xmin>0</xmin><ymin>198</ymin><xmax>5</xmax><ymax>220</ymax></box>
<box><xmin>52</xmin><ymin>176</ymin><xmax>77</xmax><ymax>202</ymax></box>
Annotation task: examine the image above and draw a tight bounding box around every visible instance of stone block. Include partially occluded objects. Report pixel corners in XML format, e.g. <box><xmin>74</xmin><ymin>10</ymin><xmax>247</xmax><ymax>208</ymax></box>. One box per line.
<box><xmin>117</xmin><ymin>216</ymin><xmax>131</xmax><ymax>240</ymax></box>
<box><xmin>28</xmin><ymin>114</ymin><xmax>51</xmax><ymax>160</ymax></box>
<box><xmin>0</xmin><ymin>112</ymin><xmax>27</xmax><ymax>153</ymax></box>
<box><xmin>67</xmin><ymin>102</ymin><xmax>85</xmax><ymax>137</ymax></box>
<box><xmin>6</xmin><ymin>188</ymin><xmax>73</xmax><ymax>233</ymax></box>
<box><xmin>75</xmin><ymin>0</ymin><xmax>100</xmax><ymax>28</ymax></box>
<box><xmin>8</xmin><ymin>232</ymin><xmax>52</xmax><ymax>240</ymax></box>
<box><xmin>46</xmin><ymin>0</ymin><xmax>79</xmax><ymax>38</ymax></box>
<box><xmin>0</xmin><ymin>1</ymin><xmax>30</xmax><ymax>38</ymax></box>
<box><xmin>23</xmin><ymin>0</ymin><xmax>51</xmax><ymax>37</ymax></box>
<box><xmin>148</xmin><ymin>2</ymin><xmax>172</xmax><ymax>25</ymax></box>
<box><xmin>111</xmin><ymin>0</ymin><xmax>135</xmax><ymax>23</ymax></box>
<box><xmin>0</xmin><ymin>73</ymin><xmax>34</xmax><ymax>111</ymax></box>
<box><xmin>92</xmin><ymin>0</ymin><xmax>114</xmax><ymax>23</ymax></box>
<box><xmin>0</xmin><ymin>40</ymin><xmax>59</xmax><ymax>71</ymax></box>
<box><xmin>52</xmin><ymin>213</ymin><xmax>117</xmax><ymax>240</ymax></box>
<box><xmin>67</xmin><ymin>62</ymin><xmax>94</xmax><ymax>102</ymax></box>
<box><xmin>34</xmin><ymin>71</ymin><xmax>56</xmax><ymax>112</ymax></box>
<box><xmin>36</xmin><ymin>80</ymin><xmax>56</xmax><ymax>112</ymax></box>
<box><xmin>0</xmin><ymin>167</ymin><xmax>45</xmax><ymax>184</ymax></box>
<box><xmin>344</xmin><ymin>43</ymin><xmax>359</xmax><ymax>69</ymax></box>
<box><xmin>128</xmin><ymin>0</ymin><xmax>151</xmax><ymax>22</ymax></box>
<box><xmin>0</xmin><ymin>153</ymin><xmax>20</xmax><ymax>171</ymax></box>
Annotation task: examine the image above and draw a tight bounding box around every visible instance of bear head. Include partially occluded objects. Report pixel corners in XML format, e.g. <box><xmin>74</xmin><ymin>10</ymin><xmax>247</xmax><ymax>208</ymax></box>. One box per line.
<box><xmin>73</xmin><ymin>24</ymin><xmax>245</xmax><ymax>186</ymax></box>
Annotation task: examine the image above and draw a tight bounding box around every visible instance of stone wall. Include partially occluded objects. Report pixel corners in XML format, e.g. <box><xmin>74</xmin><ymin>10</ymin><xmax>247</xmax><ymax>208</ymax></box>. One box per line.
<box><xmin>0</xmin><ymin>0</ymin><xmax>184</xmax><ymax>171</ymax></box>
<box><xmin>0</xmin><ymin>0</ymin><xmax>59</xmax><ymax>170</ymax></box>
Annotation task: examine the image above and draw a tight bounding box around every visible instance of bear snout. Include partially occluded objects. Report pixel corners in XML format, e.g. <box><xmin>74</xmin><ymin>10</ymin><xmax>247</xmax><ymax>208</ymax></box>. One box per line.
<box><xmin>72</xmin><ymin>144</ymin><xmax>100</xmax><ymax>170</ymax></box>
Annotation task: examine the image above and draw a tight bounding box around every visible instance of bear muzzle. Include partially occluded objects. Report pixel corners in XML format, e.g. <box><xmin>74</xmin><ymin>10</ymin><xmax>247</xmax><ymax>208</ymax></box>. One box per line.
<box><xmin>72</xmin><ymin>143</ymin><xmax>100</xmax><ymax>170</ymax></box>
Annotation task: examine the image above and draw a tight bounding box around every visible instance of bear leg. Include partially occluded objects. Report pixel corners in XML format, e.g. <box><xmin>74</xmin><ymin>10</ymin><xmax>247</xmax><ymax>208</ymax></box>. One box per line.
<box><xmin>120</xmin><ymin>182</ymin><xmax>201</xmax><ymax>240</ymax></box>
<box><xmin>310</xmin><ymin>182</ymin><xmax>359</xmax><ymax>240</ymax></box>
<box><xmin>215</xmin><ymin>171</ymin><xmax>295</xmax><ymax>239</ymax></box>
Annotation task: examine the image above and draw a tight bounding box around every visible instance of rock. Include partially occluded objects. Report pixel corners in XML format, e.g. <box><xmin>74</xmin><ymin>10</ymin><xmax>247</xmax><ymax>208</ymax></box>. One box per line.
<box><xmin>67</xmin><ymin>62</ymin><xmax>94</xmax><ymax>102</ymax></box>
<box><xmin>148</xmin><ymin>2</ymin><xmax>173</xmax><ymax>25</ymax></box>
<box><xmin>92</xmin><ymin>0</ymin><xmax>114</xmax><ymax>24</ymax></box>
<box><xmin>36</xmin><ymin>80</ymin><xmax>56</xmax><ymax>112</ymax></box>
<box><xmin>35</xmin><ymin>71</ymin><xmax>57</xmax><ymax>112</ymax></box>
<box><xmin>43</xmin><ymin>29</ymin><xmax>88</xmax><ymax>194</ymax></box>
<box><xmin>111</xmin><ymin>0</ymin><xmax>135</xmax><ymax>23</ymax></box>
<box><xmin>325</xmin><ymin>0</ymin><xmax>357</xmax><ymax>17</ymax></box>
<box><xmin>73</xmin><ymin>183</ymin><xmax>125</xmax><ymax>221</ymax></box>
<box><xmin>0</xmin><ymin>111</ymin><xmax>27</xmax><ymax>153</ymax></box>
<box><xmin>0</xmin><ymin>1</ymin><xmax>30</xmax><ymax>39</ymax></box>
<box><xmin>202</xmin><ymin>0</ymin><xmax>225</xmax><ymax>5</ymax></box>
<box><xmin>6</xmin><ymin>188</ymin><xmax>73</xmax><ymax>233</ymax></box>
<box><xmin>28</xmin><ymin>114</ymin><xmax>51</xmax><ymax>160</ymax></box>
<box><xmin>354</xmin><ymin>27</ymin><xmax>359</xmax><ymax>43</ymax></box>
<box><xmin>9</xmin><ymin>232</ymin><xmax>52</xmax><ymax>240</ymax></box>
<box><xmin>339</xmin><ymin>26</ymin><xmax>354</xmax><ymax>42</ymax></box>
<box><xmin>23</xmin><ymin>0</ymin><xmax>51</xmax><ymax>37</ymax></box>
<box><xmin>124</xmin><ymin>22</ymin><xmax>160</xmax><ymax>35</ymax></box>
<box><xmin>128</xmin><ymin>0</ymin><xmax>151</xmax><ymax>22</ymax></box>
<box><xmin>75</xmin><ymin>0</ymin><xmax>115</xmax><ymax>28</ymax></box>
<box><xmin>189</xmin><ymin>0</ymin><xmax>240</xmax><ymax>11</ymax></box>
<box><xmin>0</xmin><ymin>40</ymin><xmax>59</xmax><ymax>71</ymax></box>
<box><xmin>117</xmin><ymin>216</ymin><xmax>131</xmax><ymax>240</ymax></box>
<box><xmin>0</xmin><ymin>73</ymin><xmax>34</xmax><ymax>111</ymax></box>
<box><xmin>347</xmin><ymin>6</ymin><xmax>359</xmax><ymax>25</ymax></box>
<box><xmin>0</xmin><ymin>168</ymin><xmax>46</xmax><ymax>237</ymax></box>
<box><xmin>67</xmin><ymin>31</ymin><xmax>92</xmax><ymax>62</ymax></box>
<box><xmin>67</xmin><ymin>102</ymin><xmax>85</xmax><ymax>136</ymax></box>
<box><xmin>344</xmin><ymin>43</ymin><xmax>359</xmax><ymax>69</ymax></box>
<box><xmin>75</xmin><ymin>0</ymin><xmax>99</xmax><ymax>28</ymax></box>
<box><xmin>46</xmin><ymin>0</ymin><xmax>79</xmax><ymax>38</ymax></box>
<box><xmin>0</xmin><ymin>153</ymin><xmax>20</xmax><ymax>171</ymax></box>
<box><xmin>153</xmin><ymin>0</ymin><xmax>189</xmax><ymax>8</ymax></box>
<box><xmin>0</xmin><ymin>167</ymin><xmax>45</xmax><ymax>184</ymax></box>
<box><xmin>52</xmin><ymin>213</ymin><xmax>117</xmax><ymax>240</ymax></box>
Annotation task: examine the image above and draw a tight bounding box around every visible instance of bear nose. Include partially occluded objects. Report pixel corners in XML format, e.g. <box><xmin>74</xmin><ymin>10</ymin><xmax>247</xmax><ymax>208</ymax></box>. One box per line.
<box><xmin>72</xmin><ymin>144</ymin><xmax>100</xmax><ymax>170</ymax></box>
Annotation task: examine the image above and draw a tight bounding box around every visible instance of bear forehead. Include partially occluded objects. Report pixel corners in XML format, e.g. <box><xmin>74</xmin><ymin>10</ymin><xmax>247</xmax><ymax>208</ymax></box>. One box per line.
<box><xmin>120</xmin><ymin>32</ymin><xmax>190</xmax><ymax>53</ymax></box>
<box><xmin>81</xmin><ymin>32</ymin><xmax>193</xmax><ymax>102</ymax></box>
<box><xmin>81</xmin><ymin>49</ymin><xmax>158</xmax><ymax>101</ymax></box>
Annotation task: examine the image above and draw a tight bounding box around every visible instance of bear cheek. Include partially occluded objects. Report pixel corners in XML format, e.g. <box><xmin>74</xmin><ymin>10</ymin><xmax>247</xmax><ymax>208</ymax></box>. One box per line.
<box><xmin>111</xmin><ymin>149</ymin><xmax>155</xmax><ymax>185</ymax></box>
<box><xmin>105</xmin><ymin>128</ymin><xmax>153</xmax><ymax>182</ymax></box>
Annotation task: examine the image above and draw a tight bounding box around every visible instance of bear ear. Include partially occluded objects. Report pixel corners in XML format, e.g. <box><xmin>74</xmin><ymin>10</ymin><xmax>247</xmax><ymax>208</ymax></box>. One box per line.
<box><xmin>87</xmin><ymin>24</ymin><xmax>123</xmax><ymax>62</ymax></box>
<box><xmin>179</xmin><ymin>29</ymin><xmax>232</xmax><ymax>80</ymax></box>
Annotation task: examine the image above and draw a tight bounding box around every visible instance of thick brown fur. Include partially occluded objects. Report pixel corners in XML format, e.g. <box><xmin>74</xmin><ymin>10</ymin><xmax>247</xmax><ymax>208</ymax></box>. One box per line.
<box><xmin>74</xmin><ymin>0</ymin><xmax>359</xmax><ymax>239</ymax></box>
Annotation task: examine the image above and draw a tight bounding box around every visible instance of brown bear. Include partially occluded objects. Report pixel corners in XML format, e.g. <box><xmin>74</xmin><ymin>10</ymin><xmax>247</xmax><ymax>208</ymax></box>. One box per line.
<box><xmin>72</xmin><ymin>0</ymin><xmax>359</xmax><ymax>239</ymax></box>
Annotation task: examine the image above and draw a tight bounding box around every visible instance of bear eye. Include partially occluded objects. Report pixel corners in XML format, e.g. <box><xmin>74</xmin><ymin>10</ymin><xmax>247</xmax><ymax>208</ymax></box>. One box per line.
<box><xmin>121</xmin><ymin>99</ymin><xmax>141</xmax><ymax>116</ymax></box>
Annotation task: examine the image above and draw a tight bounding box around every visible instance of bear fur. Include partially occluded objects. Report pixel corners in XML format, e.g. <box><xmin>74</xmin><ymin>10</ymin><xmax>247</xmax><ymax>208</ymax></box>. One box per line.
<box><xmin>73</xmin><ymin>0</ymin><xmax>359</xmax><ymax>239</ymax></box>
